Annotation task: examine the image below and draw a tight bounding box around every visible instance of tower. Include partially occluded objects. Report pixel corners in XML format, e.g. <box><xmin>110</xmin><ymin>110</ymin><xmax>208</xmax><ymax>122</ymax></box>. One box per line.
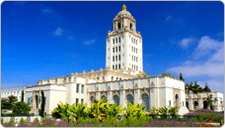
<box><xmin>106</xmin><ymin>5</ymin><xmax>143</xmax><ymax>75</ymax></box>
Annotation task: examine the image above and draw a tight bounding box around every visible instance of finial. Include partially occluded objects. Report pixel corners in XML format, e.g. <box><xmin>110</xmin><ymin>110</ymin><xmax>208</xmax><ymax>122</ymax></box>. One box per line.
<box><xmin>122</xmin><ymin>4</ymin><xmax>126</xmax><ymax>11</ymax></box>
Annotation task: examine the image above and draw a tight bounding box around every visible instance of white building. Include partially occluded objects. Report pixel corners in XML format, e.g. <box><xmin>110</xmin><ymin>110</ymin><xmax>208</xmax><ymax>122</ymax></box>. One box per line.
<box><xmin>1</xmin><ymin>5</ymin><xmax>223</xmax><ymax>115</ymax></box>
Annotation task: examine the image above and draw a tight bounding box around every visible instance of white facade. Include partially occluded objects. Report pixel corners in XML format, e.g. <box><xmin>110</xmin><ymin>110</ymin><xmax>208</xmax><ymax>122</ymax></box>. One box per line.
<box><xmin>1</xmin><ymin>5</ymin><xmax>223</xmax><ymax>116</ymax></box>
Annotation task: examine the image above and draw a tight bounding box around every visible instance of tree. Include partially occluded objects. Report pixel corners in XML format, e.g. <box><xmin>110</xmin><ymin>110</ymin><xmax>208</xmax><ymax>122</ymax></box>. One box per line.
<box><xmin>21</xmin><ymin>90</ymin><xmax>24</xmax><ymax>102</ymax></box>
<box><xmin>39</xmin><ymin>90</ymin><xmax>46</xmax><ymax>117</ymax></box>
<box><xmin>12</xmin><ymin>102</ymin><xmax>31</xmax><ymax>114</ymax></box>
<box><xmin>142</xmin><ymin>72</ymin><xmax>148</xmax><ymax>77</ymax></box>
<box><xmin>179</xmin><ymin>73</ymin><xmax>184</xmax><ymax>81</ymax></box>
<box><xmin>1</xmin><ymin>98</ymin><xmax>10</xmax><ymax>110</ymax></box>
<box><xmin>204</xmin><ymin>82</ymin><xmax>211</xmax><ymax>92</ymax></box>
<box><xmin>8</xmin><ymin>95</ymin><xmax>18</xmax><ymax>108</ymax></box>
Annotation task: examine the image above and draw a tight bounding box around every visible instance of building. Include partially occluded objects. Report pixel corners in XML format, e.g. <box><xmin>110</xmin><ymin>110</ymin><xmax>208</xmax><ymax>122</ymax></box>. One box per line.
<box><xmin>1</xmin><ymin>5</ymin><xmax>223</xmax><ymax>115</ymax></box>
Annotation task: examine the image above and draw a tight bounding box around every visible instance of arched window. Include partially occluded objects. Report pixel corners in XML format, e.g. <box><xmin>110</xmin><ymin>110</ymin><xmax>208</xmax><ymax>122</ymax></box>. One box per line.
<box><xmin>142</xmin><ymin>94</ymin><xmax>149</xmax><ymax>110</ymax></box>
<box><xmin>136</xmin><ymin>57</ymin><xmax>138</xmax><ymax>62</ymax></box>
<box><xmin>114</xmin><ymin>95</ymin><xmax>120</xmax><ymax>106</ymax></box>
<box><xmin>119</xmin><ymin>46</ymin><xmax>121</xmax><ymax>51</ymax></box>
<box><xmin>116</xmin><ymin>56</ymin><xmax>117</xmax><ymax>61</ymax></box>
<box><xmin>113</xmin><ymin>56</ymin><xmax>114</xmax><ymax>62</ymax></box>
<box><xmin>101</xmin><ymin>96</ymin><xmax>107</xmax><ymax>100</ymax></box>
<box><xmin>132</xmin><ymin>47</ymin><xmax>133</xmax><ymax>52</ymax></box>
<box><xmin>127</xmin><ymin>94</ymin><xmax>133</xmax><ymax>104</ymax></box>
<box><xmin>119</xmin><ymin>37</ymin><xmax>121</xmax><ymax>42</ymax></box>
<box><xmin>131</xmin><ymin>38</ymin><xmax>133</xmax><ymax>43</ymax></box>
<box><xmin>134</xmin><ymin>57</ymin><xmax>135</xmax><ymax>61</ymax></box>
<box><xmin>116</xmin><ymin>65</ymin><xmax>117</xmax><ymax>70</ymax></box>
<box><xmin>113</xmin><ymin>39</ymin><xmax>115</xmax><ymax>44</ymax></box>
<box><xmin>186</xmin><ymin>101</ymin><xmax>189</xmax><ymax>109</ymax></box>
<box><xmin>136</xmin><ymin>48</ymin><xmax>137</xmax><ymax>53</ymax></box>
<box><xmin>136</xmin><ymin>40</ymin><xmax>137</xmax><ymax>44</ymax></box>
<box><xmin>116</xmin><ymin>38</ymin><xmax>118</xmax><ymax>43</ymax></box>
<box><xmin>194</xmin><ymin>101</ymin><xmax>198</xmax><ymax>109</ymax></box>
<box><xmin>132</xmin><ymin>56</ymin><xmax>133</xmax><ymax>61</ymax></box>
<box><xmin>91</xmin><ymin>96</ymin><xmax>95</xmax><ymax>103</ymax></box>
<box><xmin>113</xmin><ymin>48</ymin><xmax>115</xmax><ymax>53</ymax></box>
<box><xmin>130</xmin><ymin>23</ymin><xmax>133</xmax><ymax>30</ymax></box>
<box><xmin>134</xmin><ymin>65</ymin><xmax>135</xmax><ymax>70</ymax></box>
<box><xmin>119</xmin><ymin>55</ymin><xmax>121</xmax><ymax>61</ymax></box>
<box><xmin>175</xmin><ymin>94</ymin><xmax>179</xmax><ymax>107</ymax></box>
<box><xmin>118</xmin><ymin>23</ymin><xmax>121</xmax><ymax>30</ymax></box>
<box><xmin>119</xmin><ymin>64</ymin><xmax>121</xmax><ymax>69</ymax></box>
<box><xmin>116</xmin><ymin>47</ymin><xmax>118</xmax><ymax>52</ymax></box>
<box><xmin>112</xmin><ymin>65</ymin><xmax>114</xmax><ymax>70</ymax></box>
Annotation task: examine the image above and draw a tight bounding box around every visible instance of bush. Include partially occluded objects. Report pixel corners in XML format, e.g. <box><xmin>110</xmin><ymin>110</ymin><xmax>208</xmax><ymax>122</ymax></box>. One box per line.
<box><xmin>33</xmin><ymin>117</ymin><xmax>39</xmax><ymax>123</ymax></box>
<box><xmin>168</xmin><ymin>106</ymin><xmax>179</xmax><ymax>118</ymax></box>
<box><xmin>1</xmin><ymin>118</ymin><xmax>3</xmax><ymax>124</ymax></box>
<box><xmin>19</xmin><ymin>117</ymin><xmax>26</xmax><ymax>125</ymax></box>
<box><xmin>3</xmin><ymin>118</ymin><xmax>15</xmax><ymax>127</ymax></box>
<box><xmin>12</xmin><ymin>102</ymin><xmax>31</xmax><ymax>114</ymax></box>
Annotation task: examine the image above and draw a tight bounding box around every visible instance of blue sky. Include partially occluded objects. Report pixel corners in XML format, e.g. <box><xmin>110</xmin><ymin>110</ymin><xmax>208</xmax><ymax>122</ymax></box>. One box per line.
<box><xmin>1</xmin><ymin>1</ymin><xmax>224</xmax><ymax>93</ymax></box>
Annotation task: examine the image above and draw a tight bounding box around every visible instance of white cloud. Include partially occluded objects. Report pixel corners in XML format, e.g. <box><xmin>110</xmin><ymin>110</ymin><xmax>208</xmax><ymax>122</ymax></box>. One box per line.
<box><xmin>41</xmin><ymin>8</ymin><xmax>53</xmax><ymax>14</ymax></box>
<box><xmin>165</xmin><ymin>15</ymin><xmax>172</xmax><ymax>20</ymax></box>
<box><xmin>198</xmin><ymin>79</ymin><xmax>224</xmax><ymax>90</ymax></box>
<box><xmin>54</xmin><ymin>28</ymin><xmax>63</xmax><ymax>36</ymax></box>
<box><xmin>194</xmin><ymin>36</ymin><xmax>223</xmax><ymax>59</ymax></box>
<box><xmin>179</xmin><ymin>37</ymin><xmax>194</xmax><ymax>48</ymax></box>
<box><xmin>68</xmin><ymin>36</ymin><xmax>74</xmax><ymax>40</ymax></box>
<box><xmin>84</xmin><ymin>39</ymin><xmax>95</xmax><ymax>45</ymax></box>
<box><xmin>167</xmin><ymin>36</ymin><xmax>224</xmax><ymax>78</ymax></box>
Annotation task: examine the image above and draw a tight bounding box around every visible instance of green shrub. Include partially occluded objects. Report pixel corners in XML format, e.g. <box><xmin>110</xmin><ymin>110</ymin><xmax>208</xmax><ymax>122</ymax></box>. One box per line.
<box><xmin>12</xmin><ymin>102</ymin><xmax>31</xmax><ymax>114</ymax></box>
<box><xmin>19</xmin><ymin>117</ymin><xmax>26</xmax><ymax>125</ymax></box>
<box><xmin>51</xmin><ymin>101</ymin><xmax>70</xmax><ymax>120</ymax></box>
<box><xmin>1</xmin><ymin>118</ymin><xmax>3</xmax><ymax>124</ymax></box>
<box><xmin>158</xmin><ymin>106</ymin><xmax>168</xmax><ymax>119</ymax></box>
<box><xmin>168</xmin><ymin>106</ymin><xmax>179</xmax><ymax>118</ymax></box>
<box><xmin>33</xmin><ymin>117</ymin><xmax>40</xmax><ymax>123</ymax></box>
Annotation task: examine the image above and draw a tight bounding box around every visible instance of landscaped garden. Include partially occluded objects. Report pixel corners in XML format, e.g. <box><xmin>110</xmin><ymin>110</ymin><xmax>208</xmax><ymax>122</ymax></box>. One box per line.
<box><xmin>1</xmin><ymin>99</ymin><xmax>224</xmax><ymax>127</ymax></box>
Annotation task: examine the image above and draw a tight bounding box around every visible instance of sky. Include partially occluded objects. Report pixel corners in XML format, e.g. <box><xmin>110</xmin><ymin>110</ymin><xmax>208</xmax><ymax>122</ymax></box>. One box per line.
<box><xmin>1</xmin><ymin>1</ymin><xmax>224</xmax><ymax>93</ymax></box>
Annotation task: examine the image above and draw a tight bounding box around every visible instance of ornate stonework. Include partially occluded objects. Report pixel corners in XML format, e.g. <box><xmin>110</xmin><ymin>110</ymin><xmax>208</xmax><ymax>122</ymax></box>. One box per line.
<box><xmin>139</xmin><ymin>87</ymin><xmax>150</xmax><ymax>99</ymax></box>
<box><xmin>112</xmin><ymin>90</ymin><xmax>120</xmax><ymax>100</ymax></box>
<box><xmin>125</xmin><ymin>89</ymin><xmax>134</xmax><ymax>100</ymax></box>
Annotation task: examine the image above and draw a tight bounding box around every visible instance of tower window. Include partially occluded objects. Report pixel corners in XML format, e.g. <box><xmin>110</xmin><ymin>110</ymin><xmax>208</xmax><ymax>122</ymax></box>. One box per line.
<box><xmin>136</xmin><ymin>40</ymin><xmax>137</xmax><ymax>45</ymax></box>
<box><xmin>136</xmin><ymin>48</ymin><xmax>137</xmax><ymax>53</ymax></box>
<box><xmin>112</xmin><ymin>65</ymin><xmax>114</xmax><ymax>70</ymax></box>
<box><xmin>119</xmin><ymin>46</ymin><xmax>121</xmax><ymax>51</ymax></box>
<box><xmin>116</xmin><ymin>65</ymin><xmax>117</xmax><ymax>70</ymax></box>
<box><xmin>119</xmin><ymin>64</ymin><xmax>121</xmax><ymax>69</ymax></box>
<box><xmin>136</xmin><ymin>66</ymin><xmax>138</xmax><ymax>71</ymax></box>
<box><xmin>116</xmin><ymin>47</ymin><xmax>118</xmax><ymax>52</ymax></box>
<box><xmin>119</xmin><ymin>37</ymin><xmax>121</xmax><ymax>42</ymax></box>
<box><xmin>113</xmin><ymin>48</ymin><xmax>115</xmax><ymax>53</ymax></box>
<box><xmin>118</xmin><ymin>23</ymin><xmax>121</xmax><ymax>30</ymax></box>
<box><xmin>132</xmin><ymin>38</ymin><xmax>133</xmax><ymax>43</ymax></box>
<box><xmin>119</xmin><ymin>55</ymin><xmax>121</xmax><ymax>61</ymax></box>
<box><xmin>116</xmin><ymin>56</ymin><xmax>117</xmax><ymax>61</ymax></box>
<box><xmin>134</xmin><ymin>65</ymin><xmax>135</xmax><ymax>70</ymax></box>
<box><xmin>116</xmin><ymin>38</ymin><xmax>118</xmax><ymax>43</ymax></box>
<box><xmin>134</xmin><ymin>57</ymin><xmax>135</xmax><ymax>61</ymax></box>
<box><xmin>113</xmin><ymin>56</ymin><xmax>114</xmax><ymax>62</ymax></box>
<box><xmin>113</xmin><ymin>39</ymin><xmax>115</xmax><ymax>44</ymax></box>
<box><xmin>132</xmin><ymin>47</ymin><xmax>133</xmax><ymax>52</ymax></box>
<box><xmin>132</xmin><ymin>56</ymin><xmax>133</xmax><ymax>61</ymax></box>
<box><xmin>136</xmin><ymin>57</ymin><xmax>138</xmax><ymax>62</ymax></box>
<box><xmin>130</xmin><ymin>23</ymin><xmax>133</xmax><ymax>30</ymax></box>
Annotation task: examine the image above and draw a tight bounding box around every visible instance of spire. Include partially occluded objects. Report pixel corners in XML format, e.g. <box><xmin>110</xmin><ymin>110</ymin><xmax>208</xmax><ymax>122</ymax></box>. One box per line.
<box><xmin>122</xmin><ymin>4</ymin><xmax>126</xmax><ymax>11</ymax></box>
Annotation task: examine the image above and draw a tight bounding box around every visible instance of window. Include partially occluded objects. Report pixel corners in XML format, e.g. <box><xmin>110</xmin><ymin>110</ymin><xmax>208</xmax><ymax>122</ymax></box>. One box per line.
<box><xmin>102</xmin><ymin>77</ymin><xmax>104</xmax><ymax>80</ymax></box>
<box><xmin>111</xmin><ymin>76</ymin><xmax>113</xmax><ymax>81</ymax></box>
<box><xmin>127</xmin><ymin>94</ymin><xmax>133</xmax><ymax>104</ymax></box>
<box><xmin>136</xmin><ymin>40</ymin><xmax>137</xmax><ymax>44</ymax></box>
<box><xmin>132</xmin><ymin>38</ymin><xmax>133</xmax><ymax>43</ymax></box>
<box><xmin>116</xmin><ymin>38</ymin><xmax>118</xmax><ymax>43</ymax></box>
<box><xmin>118</xmin><ymin>23</ymin><xmax>121</xmax><ymax>30</ymax></box>
<box><xmin>81</xmin><ymin>99</ymin><xmax>84</xmax><ymax>105</ymax></box>
<box><xmin>113</xmin><ymin>39</ymin><xmax>115</xmax><ymax>44</ymax></box>
<box><xmin>101</xmin><ymin>96</ymin><xmax>107</xmax><ymax>100</ymax></box>
<box><xmin>81</xmin><ymin>85</ymin><xmax>84</xmax><ymax>93</ymax></box>
<box><xmin>91</xmin><ymin>97</ymin><xmax>95</xmax><ymax>103</ymax></box>
<box><xmin>112</xmin><ymin>65</ymin><xmax>114</xmax><ymax>70</ymax></box>
<box><xmin>182</xmin><ymin>101</ymin><xmax>184</xmax><ymax>106</ymax></box>
<box><xmin>132</xmin><ymin>56</ymin><xmax>133</xmax><ymax>61</ymax></box>
<box><xmin>76</xmin><ymin>98</ymin><xmax>79</xmax><ymax>106</ymax></box>
<box><xmin>116</xmin><ymin>65</ymin><xmax>117</xmax><ymax>70</ymax></box>
<box><xmin>132</xmin><ymin>47</ymin><xmax>133</xmax><ymax>52</ymax></box>
<box><xmin>113</xmin><ymin>48</ymin><xmax>115</xmax><ymax>53</ymax></box>
<box><xmin>76</xmin><ymin>84</ymin><xmax>79</xmax><ymax>93</ymax></box>
<box><xmin>119</xmin><ymin>37</ymin><xmax>121</xmax><ymax>42</ymax></box>
<box><xmin>169</xmin><ymin>100</ymin><xmax>171</xmax><ymax>106</ymax></box>
<box><xmin>114</xmin><ymin>95</ymin><xmax>120</xmax><ymax>106</ymax></box>
<box><xmin>119</xmin><ymin>46</ymin><xmax>121</xmax><ymax>51</ymax></box>
<box><xmin>132</xmin><ymin>65</ymin><xmax>133</xmax><ymax>69</ymax></box>
<box><xmin>116</xmin><ymin>47</ymin><xmax>118</xmax><ymax>52</ymax></box>
<box><xmin>142</xmin><ymin>94</ymin><xmax>149</xmax><ymax>110</ymax></box>
<box><xmin>136</xmin><ymin>48</ymin><xmax>137</xmax><ymax>53</ymax></box>
<box><xmin>136</xmin><ymin>57</ymin><xmax>138</xmax><ymax>62</ymax></box>
<box><xmin>119</xmin><ymin>64</ymin><xmax>121</xmax><ymax>69</ymax></box>
<box><xmin>113</xmin><ymin>56</ymin><xmax>114</xmax><ymax>62</ymax></box>
<box><xmin>116</xmin><ymin>56</ymin><xmax>117</xmax><ymax>61</ymax></box>
<box><xmin>134</xmin><ymin>57</ymin><xmax>135</xmax><ymax>61</ymax></box>
<box><xmin>97</xmin><ymin>77</ymin><xmax>99</xmax><ymax>80</ymax></box>
<box><xmin>134</xmin><ymin>65</ymin><xmax>135</xmax><ymax>70</ymax></box>
<box><xmin>119</xmin><ymin>55</ymin><xmax>121</xmax><ymax>61</ymax></box>
<box><xmin>130</xmin><ymin>23</ymin><xmax>133</xmax><ymax>30</ymax></box>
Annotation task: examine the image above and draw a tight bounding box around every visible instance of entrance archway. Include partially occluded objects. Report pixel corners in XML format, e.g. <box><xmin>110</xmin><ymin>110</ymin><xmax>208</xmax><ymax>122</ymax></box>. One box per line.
<box><xmin>186</xmin><ymin>101</ymin><xmax>189</xmax><ymax>109</ymax></box>
<box><xmin>194</xmin><ymin>101</ymin><xmax>198</xmax><ymax>109</ymax></box>
<box><xmin>203</xmin><ymin>101</ymin><xmax>208</xmax><ymax>109</ymax></box>
<box><xmin>175</xmin><ymin>94</ymin><xmax>179</xmax><ymax>107</ymax></box>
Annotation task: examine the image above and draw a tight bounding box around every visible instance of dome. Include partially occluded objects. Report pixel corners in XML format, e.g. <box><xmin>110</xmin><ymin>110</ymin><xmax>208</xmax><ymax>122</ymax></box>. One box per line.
<box><xmin>117</xmin><ymin>4</ymin><xmax>132</xmax><ymax>17</ymax></box>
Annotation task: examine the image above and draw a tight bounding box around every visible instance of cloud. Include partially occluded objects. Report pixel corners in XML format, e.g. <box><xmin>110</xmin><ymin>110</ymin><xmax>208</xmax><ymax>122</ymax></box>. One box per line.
<box><xmin>165</xmin><ymin>15</ymin><xmax>172</xmax><ymax>20</ymax></box>
<box><xmin>194</xmin><ymin>36</ymin><xmax>223</xmax><ymax>59</ymax></box>
<box><xmin>54</xmin><ymin>28</ymin><xmax>63</xmax><ymax>36</ymax></box>
<box><xmin>179</xmin><ymin>37</ymin><xmax>194</xmax><ymax>49</ymax></box>
<box><xmin>167</xmin><ymin>36</ymin><xmax>224</xmax><ymax>78</ymax></box>
<box><xmin>41</xmin><ymin>8</ymin><xmax>53</xmax><ymax>14</ymax></box>
<box><xmin>197</xmin><ymin>79</ymin><xmax>224</xmax><ymax>89</ymax></box>
<box><xmin>83</xmin><ymin>39</ymin><xmax>95</xmax><ymax>45</ymax></box>
<box><xmin>68</xmin><ymin>36</ymin><xmax>74</xmax><ymax>40</ymax></box>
